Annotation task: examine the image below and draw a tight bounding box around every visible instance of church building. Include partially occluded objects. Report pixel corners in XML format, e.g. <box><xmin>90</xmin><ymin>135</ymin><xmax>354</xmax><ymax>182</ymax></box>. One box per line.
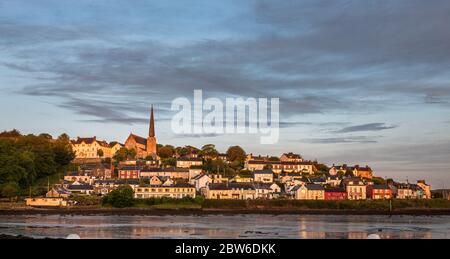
<box><xmin>124</xmin><ymin>105</ymin><xmax>157</xmax><ymax>159</ymax></box>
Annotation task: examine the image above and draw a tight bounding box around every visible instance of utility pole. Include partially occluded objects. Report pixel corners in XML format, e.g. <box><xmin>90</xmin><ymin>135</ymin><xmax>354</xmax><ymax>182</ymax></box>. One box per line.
<box><xmin>47</xmin><ymin>176</ymin><xmax>50</xmax><ymax>192</ymax></box>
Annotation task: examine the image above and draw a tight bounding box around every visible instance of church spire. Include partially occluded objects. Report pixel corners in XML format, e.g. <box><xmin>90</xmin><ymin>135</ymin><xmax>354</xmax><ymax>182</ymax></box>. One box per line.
<box><xmin>149</xmin><ymin>105</ymin><xmax>155</xmax><ymax>137</ymax></box>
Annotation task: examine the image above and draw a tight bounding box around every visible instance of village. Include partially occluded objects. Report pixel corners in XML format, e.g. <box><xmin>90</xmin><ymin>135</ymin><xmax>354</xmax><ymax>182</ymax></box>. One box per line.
<box><xmin>25</xmin><ymin>107</ymin><xmax>432</xmax><ymax>207</ymax></box>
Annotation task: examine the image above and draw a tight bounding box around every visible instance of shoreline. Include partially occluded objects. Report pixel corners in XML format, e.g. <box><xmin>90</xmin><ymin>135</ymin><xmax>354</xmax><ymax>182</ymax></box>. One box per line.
<box><xmin>1</xmin><ymin>207</ymin><xmax>450</xmax><ymax>216</ymax></box>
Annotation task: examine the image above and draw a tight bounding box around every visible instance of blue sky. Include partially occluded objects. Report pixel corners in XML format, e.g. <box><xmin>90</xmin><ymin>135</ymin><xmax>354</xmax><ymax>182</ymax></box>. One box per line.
<box><xmin>1</xmin><ymin>0</ymin><xmax>450</xmax><ymax>187</ymax></box>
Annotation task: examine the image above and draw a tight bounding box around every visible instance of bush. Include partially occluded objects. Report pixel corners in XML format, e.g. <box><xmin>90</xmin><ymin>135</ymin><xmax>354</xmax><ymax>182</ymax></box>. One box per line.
<box><xmin>72</xmin><ymin>195</ymin><xmax>102</xmax><ymax>206</ymax></box>
<box><xmin>102</xmin><ymin>185</ymin><xmax>135</xmax><ymax>208</ymax></box>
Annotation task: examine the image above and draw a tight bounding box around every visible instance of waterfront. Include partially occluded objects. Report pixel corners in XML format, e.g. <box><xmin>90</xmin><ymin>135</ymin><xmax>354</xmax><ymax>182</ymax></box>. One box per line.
<box><xmin>0</xmin><ymin>214</ymin><xmax>449</xmax><ymax>239</ymax></box>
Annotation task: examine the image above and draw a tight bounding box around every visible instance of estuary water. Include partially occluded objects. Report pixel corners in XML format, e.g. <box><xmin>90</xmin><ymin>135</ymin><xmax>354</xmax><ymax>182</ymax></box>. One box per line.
<box><xmin>0</xmin><ymin>214</ymin><xmax>449</xmax><ymax>239</ymax></box>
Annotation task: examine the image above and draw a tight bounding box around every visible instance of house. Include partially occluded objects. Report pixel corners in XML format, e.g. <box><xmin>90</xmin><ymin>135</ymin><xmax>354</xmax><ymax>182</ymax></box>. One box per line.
<box><xmin>46</xmin><ymin>187</ymin><xmax>71</xmax><ymax>198</ymax></box>
<box><xmin>96</xmin><ymin>163</ymin><xmax>114</xmax><ymax>179</ymax></box>
<box><xmin>417</xmin><ymin>180</ymin><xmax>431</xmax><ymax>199</ymax></box>
<box><xmin>205</xmin><ymin>183</ymin><xmax>256</xmax><ymax>200</ymax></box>
<box><xmin>280</xmin><ymin>153</ymin><xmax>303</xmax><ymax>162</ymax></box>
<box><xmin>253</xmin><ymin>183</ymin><xmax>281</xmax><ymax>199</ymax></box>
<box><xmin>92</xmin><ymin>179</ymin><xmax>140</xmax><ymax>196</ymax></box>
<box><xmin>343</xmin><ymin>177</ymin><xmax>367</xmax><ymax>200</ymax></box>
<box><xmin>310</xmin><ymin>177</ymin><xmax>326</xmax><ymax>185</ymax></box>
<box><xmin>245</xmin><ymin>154</ymin><xmax>270</xmax><ymax>162</ymax></box>
<box><xmin>367</xmin><ymin>185</ymin><xmax>392</xmax><ymax>200</ymax></box>
<box><xmin>230</xmin><ymin>175</ymin><xmax>253</xmax><ymax>183</ymax></box>
<box><xmin>293</xmin><ymin>184</ymin><xmax>325</xmax><ymax>200</ymax></box>
<box><xmin>118</xmin><ymin>166</ymin><xmax>141</xmax><ymax>179</ymax></box>
<box><xmin>324</xmin><ymin>188</ymin><xmax>347</xmax><ymax>200</ymax></box>
<box><xmin>71</xmin><ymin>136</ymin><xmax>120</xmax><ymax>159</ymax></box>
<box><xmin>66</xmin><ymin>182</ymin><xmax>94</xmax><ymax>195</ymax></box>
<box><xmin>161</xmin><ymin>177</ymin><xmax>174</xmax><ymax>186</ymax></box>
<box><xmin>149</xmin><ymin>175</ymin><xmax>163</xmax><ymax>186</ymax></box>
<box><xmin>329</xmin><ymin>165</ymin><xmax>338</xmax><ymax>176</ymax></box>
<box><xmin>26</xmin><ymin>198</ymin><xmax>68</xmax><ymax>207</ymax></box>
<box><xmin>253</xmin><ymin>170</ymin><xmax>274</xmax><ymax>183</ymax></box>
<box><xmin>176</xmin><ymin>157</ymin><xmax>203</xmax><ymax>168</ymax></box>
<box><xmin>63</xmin><ymin>172</ymin><xmax>95</xmax><ymax>184</ymax></box>
<box><xmin>246</xmin><ymin>160</ymin><xmax>316</xmax><ymax>174</ymax></box>
<box><xmin>210</xmin><ymin>174</ymin><xmax>230</xmax><ymax>183</ymax></box>
<box><xmin>140</xmin><ymin>167</ymin><xmax>190</xmax><ymax>179</ymax></box>
<box><xmin>217</xmin><ymin>153</ymin><xmax>228</xmax><ymax>162</ymax></box>
<box><xmin>134</xmin><ymin>183</ymin><xmax>196</xmax><ymax>199</ymax></box>
<box><xmin>279</xmin><ymin>172</ymin><xmax>304</xmax><ymax>183</ymax></box>
<box><xmin>190</xmin><ymin>174</ymin><xmax>212</xmax><ymax>191</ymax></box>
<box><xmin>326</xmin><ymin>175</ymin><xmax>341</xmax><ymax>187</ymax></box>
<box><xmin>396</xmin><ymin>183</ymin><xmax>416</xmax><ymax>199</ymax></box>
<box><xmin>353</xmin><ymin>165</ymin><xmax>373</xmax><ymax>179</ymax></box>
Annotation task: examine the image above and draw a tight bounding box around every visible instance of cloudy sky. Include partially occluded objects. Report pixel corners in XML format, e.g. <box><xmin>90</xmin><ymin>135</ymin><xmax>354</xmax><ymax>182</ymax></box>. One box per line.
<box><xmin>1</xmin><ymin>0</ymin><xmax>449</xmax><ymax>187</ymax></box>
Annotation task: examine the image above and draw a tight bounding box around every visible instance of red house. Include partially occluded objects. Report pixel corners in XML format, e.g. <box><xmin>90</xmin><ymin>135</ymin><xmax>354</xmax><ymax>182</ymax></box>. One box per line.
<box><xmin>118</xmin><ymin>166</ymin><xmax>140</xmax><ymax>179</ymax></box>
<box><xmin>367</xmin><ymin>185</ymin><xmax>392</xmax><ymax>200</ymax></box>
<box><xmin>325</xmin><ymin>188</ymin><xmax>347</xmax><ymax>200</ymax></box>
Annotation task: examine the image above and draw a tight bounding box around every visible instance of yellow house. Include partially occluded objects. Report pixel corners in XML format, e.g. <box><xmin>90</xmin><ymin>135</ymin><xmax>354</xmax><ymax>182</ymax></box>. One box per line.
<box><xmin>134</xmin><ymin>184</ymin><xmax>196</xmax><ymax>199</ymax></box>
<box><xmin>71</xmin><ymin>136</ymin><xmax>121</xmax><ymax>159</ymax></box>
<box><xmin>344</xmin><ymin>178</ymin><xmax>367</xmax><ymax>200</ymax></box>
<box><xmin>246</xmin><ymin>160</ymin><xmax>316</xmax><ymax>174</ymax></box>
<box><xmin>230</xmin><ymin>175</ymin><xmax>253</xmax><ymax>183</ymax></box>
<box><xmin>417</xmin><ymin>180</ymin><xmax>431</xmax><ymax>199</ymax></box>
<box><xmin>205</xmin><ymin>183</ymin><xmax>256</xmax><ymax>200</ymax></box>
<box><xmin>353</xmin><ymin>165</ymin><xmax>373</xmax><ymax>179</ymax></box>
<box><xmin>293</xmin><ymin>184</ymin><xmax>325</xmax><ymax>200</ymax></box>
<box><xmin>176</xmin><ymin>157</ymin><xmax>203</xmax><ymax>168</ymax></box>
<box><xmin>25</xmin><ymin>198</ymin><xmax>68</xmax><ymax>207</ymax></box>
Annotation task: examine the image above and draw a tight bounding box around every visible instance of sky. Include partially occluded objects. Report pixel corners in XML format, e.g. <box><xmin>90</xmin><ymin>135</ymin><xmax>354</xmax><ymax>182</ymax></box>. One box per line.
<box><xmin>0</xmin><ymin>0</ymin><xmax>449</xmax><ymax>188</ymax></box>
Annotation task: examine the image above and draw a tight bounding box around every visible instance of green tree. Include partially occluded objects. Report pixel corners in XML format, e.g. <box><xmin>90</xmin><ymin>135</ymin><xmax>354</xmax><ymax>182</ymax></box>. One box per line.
<box><xmin>127</xmin><ymin>148</ymin><xmax>137</xmax><ymax>159</ymax></box>
<box><xmin>0</xmin><ymin>129</ymin><xmax>21</xmax><ymax>138</ymax></box>
<box><xmin>113</xmin><ymin>147</ymin><xmax>136</xmax><ymax>161</ymax></box>
<box><xmin>226</xmin><ymin>146</ymin><xmax>246</xmax><ymax>162</ymax></box>
<box><xmin>268</xmin><ymin>156</ymin><xmax>280</xmax><ymax>162</ymax></box>
<box><xmin>344</xmin><ymin>169</ymin><xmax>354</xmax><ymax>177</ymax></box>
<box><xmin>53</xmin><ymin>134</ymin><xmax>75</xmax><ymax>167</ymax></box>
<box><xmin>315</xmin><ymin>163</ymin><xmax>330</xmax><ymax>173</ymax></box>
<box><xmin>102</xmin><ymin>185</ymin><xmax>135</xmax><ymax>208</ymax></box>
<box><xmin>1</xmin><ymin>182</ymin><xmax>20</xmax><ymax>202</ymax></box>
<box><xmin>39</xmin><ymin>133</ymin><xmax>53</xmax><ymax>139</ymax></box>
<box><xmin>201</xmin><ymin>144</ymin><xmax>218</xmax><ymax>159</ymax></box>
<box><xmin>158</xmin><ymin>145</ymin><xmax>174</xmax><ymax>159</ymax></box>
<box><xmin>176</xmin><ymin>147</ymin><xmax>189</xmax><ymax>157</ymax></box>
<box><xmin>161</xmin><ymin>157</ymin><xmax>176</xmax><ymax>167</ymax></box>
<box><xmin>97</xmin><ymin>149</ymin><xmax>104</xmax><ymax>158</ymax></box>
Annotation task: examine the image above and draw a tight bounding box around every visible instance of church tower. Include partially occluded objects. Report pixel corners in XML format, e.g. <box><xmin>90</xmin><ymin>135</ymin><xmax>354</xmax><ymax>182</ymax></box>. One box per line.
<box><xmin>146</xmin><ymin>105</ymin><xmax>157</xmax><ymax>156</ymax></box>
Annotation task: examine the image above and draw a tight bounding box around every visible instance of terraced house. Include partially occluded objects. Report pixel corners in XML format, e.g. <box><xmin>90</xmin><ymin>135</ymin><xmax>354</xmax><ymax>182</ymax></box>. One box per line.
<box><xmin>245</xmin><ymin>160</ymin><xmax>316</xmax><ymax>174</ymax></box>
<box><xmin>71</xmin><ymin>136</ymin><xmax>122</xmax><ymax>159</ymax></box>
<box><xmin>205</xmin><ymin>183</ymin><xmax>256</xmax><ymax>200</ymax></box>
<box><xmin>134</xmin><ymin>184</ymin><xmax>196</xmax><ymax>199</ymax></box>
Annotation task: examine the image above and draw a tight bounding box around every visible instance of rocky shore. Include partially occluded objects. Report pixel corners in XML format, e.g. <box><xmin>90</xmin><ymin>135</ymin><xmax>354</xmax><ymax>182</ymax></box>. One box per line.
<box><xmin>1</xmin><ymin>207</ymin><xmax>450</xmax><ymax>216</ymax></box>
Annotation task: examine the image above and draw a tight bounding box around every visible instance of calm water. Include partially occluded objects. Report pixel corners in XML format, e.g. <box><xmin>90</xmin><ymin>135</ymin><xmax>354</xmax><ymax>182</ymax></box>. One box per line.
<box><xmin>0</xmin><ymin>214</ymin><xmax>449</xmax><ymax>239</ymax></box>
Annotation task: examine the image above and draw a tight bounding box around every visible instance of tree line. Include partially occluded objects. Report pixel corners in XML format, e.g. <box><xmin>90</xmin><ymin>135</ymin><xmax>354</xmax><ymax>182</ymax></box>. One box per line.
<box><xmin>0</xmin><ymin>129</ymin><xmax>75</xmax><ymax>199</ymax></box>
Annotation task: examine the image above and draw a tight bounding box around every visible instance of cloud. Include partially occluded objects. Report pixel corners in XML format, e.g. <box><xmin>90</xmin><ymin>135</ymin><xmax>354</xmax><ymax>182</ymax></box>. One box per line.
<box><xmin>335</xmin><ymin>123</ymin><xmax>397</xmax><ymax>133</ymax></box>
<box><xmin>300</xmin><ymin>136</ymin><xmax>378</xmax><ymax>144</ymax></box>
<box><xmin>1</xmin><ymin>0</ymin><xmax>448</xmax><ymax>123</ymax></box>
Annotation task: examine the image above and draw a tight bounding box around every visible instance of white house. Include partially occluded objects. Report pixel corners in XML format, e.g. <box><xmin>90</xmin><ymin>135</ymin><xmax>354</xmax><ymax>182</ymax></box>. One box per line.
<box><xmin>253</xmin><ymin>170</ymin><xmax>274</xmax><ymax>183</ymax></box>
<box><xmin>190</xmin><ymin>174</ymin><xmax>212</xmax><ymax>191</ymax></box>
<box><xmin>293</xmin><ymin>184</ymin><xmax>325</xmax><ymax>200</ymax></box>
<box><xmin>253</xmin><ymin>183</ymin><xmax>281</xmax><ymax>199</ymax></box>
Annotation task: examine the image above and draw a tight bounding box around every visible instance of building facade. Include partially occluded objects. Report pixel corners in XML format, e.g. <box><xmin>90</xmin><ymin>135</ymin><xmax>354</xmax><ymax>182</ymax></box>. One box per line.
<box><xmin>124</xmin><ymin>105</ymin><xmax>157</xmax><ymax>158</ymax></box>
<box><xmin>134</xmin><ymin>184</ymin><xmax>196</xmax><ymax>199</ymax></box>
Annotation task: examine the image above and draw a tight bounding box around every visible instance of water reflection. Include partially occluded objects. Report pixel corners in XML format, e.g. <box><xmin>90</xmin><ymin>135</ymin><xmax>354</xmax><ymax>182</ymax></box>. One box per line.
<box><xmin>0</xmin><ymin>214</ymin><xmax>448</xmax><ymax>239</ymax></box>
